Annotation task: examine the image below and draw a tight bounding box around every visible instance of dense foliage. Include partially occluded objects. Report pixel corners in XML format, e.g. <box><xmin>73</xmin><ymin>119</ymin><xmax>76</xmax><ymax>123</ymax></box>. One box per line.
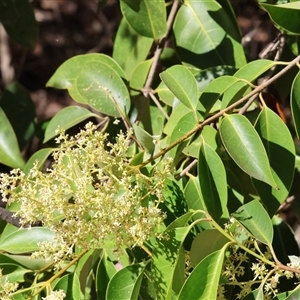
<box><xmin>1</xmin><ymin>0</ymin><xmax>300</xmax><ymax>299</ymax></box>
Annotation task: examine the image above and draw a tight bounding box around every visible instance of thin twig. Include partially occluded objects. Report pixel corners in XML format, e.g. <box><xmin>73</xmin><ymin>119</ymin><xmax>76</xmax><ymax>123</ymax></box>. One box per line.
<box><xmin>138</xmin><ymin>55</ymin><xmax>300</xmax><ymax>168</ymax></box>
<box><xmin>149</xmin><ymin>92</ymin><xmax>170</xmax><ymax>120</ymax></box>
<box><xmin>142</xmin><ymin>0</ymin><xmax>180</xmax><ymax>97</ymax></box>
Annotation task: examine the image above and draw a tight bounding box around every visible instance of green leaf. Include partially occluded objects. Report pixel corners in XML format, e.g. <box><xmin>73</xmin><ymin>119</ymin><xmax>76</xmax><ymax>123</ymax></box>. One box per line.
<box><xmin>0</xmin><ymin>263</ymin><xmax>30</xmax><ymax>283</ymax></box>
<box><xmin>0</xmin><ymin>227</ymin><xmax>56</xmax><ymax>254</ymax></box>
<box><xmin>113</xmin><ymin>18</ymin><xmax>153</xmax><ymax>79</ymax></box>
<box><xmin>178</xmin><ymin>243</ymin><xmax>229</xmax><ymax>300</ymax></box>
<box><xmin>133</xmin><ymin>124</ymin><xmax>154</xmax><ymax>154</ymax></box>
<box><xmin>219</xmin><ymin>114</ymin><xmax>277</xmax><ymax>187</ymax></box>
<box><xmin>169</xmin><ymin>111</ymin><xmax>198</xmax><ymax>144</ymax></box>
<box><xmin>253</xmin><ymin>106</ymin><xmax>295</xmax><ymax>216</ymax></box>
<box><xmin>173</xmin><ymin>0</ymin><xmax>226</xmax><ymax>54</ymax></box>
<box><xmin>106</xmin><ymin>262</ymin><xmax>146</xmax><ymax>300</ymax></box>
<box><xmin>0</xmin><ymin>108</ymin><xmax>25</xmax><ymax>169</ymax></box>
<box><xmin>54</xmin><ymin>274</ymin><xmax>74</xmax><ymax>296</ymax></box>
<box><xmin>1</xmin><ymin>82</ymin><xmax>36</xmax><ymax>149</ymax></box>
<box><xmin>232</xmin><ymin>200</ymin><xmax>273</xmax><ymax>245</ymax></box>
<box><xmin>160</xmin><ymin>65</ymin><xmax>199</xmax><ymax>112</ymax></box>
<box><xmin>198</xmin><ymin>75</ymin><xmax>240</xmax><ymax>113</ymax></box>
<box><xmin>44</xmin><ymin>106</ymin><xmax>99</xmax><ymax>143</ymax></box>
<box><xmin>46</xmin><ymin>54</ymin><xmax>130</xmax><ymax>118</ymax></box>
<box><xmin>0</xmin><ymin>0</ymin><xmax>38</xmax><ymax>48</ymax></box>
<box><xmin>291</xmin><ymin>71</ymin><xmax>300</xmax><ymax>139</ymax></box>
<box><xmin>73</xmin><ymin>249</ymin><xmax>101</xmax><ymax>299</ymax></box>
<box><xmin>272</xmin><ymin>215</ymin><xmax>300</xmax><ymax>265</ymax></box>
<box><xmin>221</xmin><ymin>59</ymin><xmax>276</xmax><ymax>109</ymax></box>
<box><xmin>3</xmin><ymin>253</ymin><xmax>50</xmax><ymax>270</ymax></box>
<box><xmin>190</xmin><ymin>229</ymin><xmax>230</xmax><ymax>267</ymax></box>
<box><xmin>151</xmin><ymin>227</ymin><xmax>191</xmax><ymax>299</ymax></box>
<box><xmin>198</xmin><ymin>139</ymin><xmax>228</xmax><ymax>221</ymax></box>
<box><xmin>120</xmin><ymin>0</ymin><xmax>166</xmax><ymax>40</ymax></box>
<box><xmin>156</xmin><ymin>81</ymin><xmax>176</xmax><ymax>106</ymax></box>
<box><xmin>261</xmin><ymin>2</ymin><xmax>300</xmax><ymax>35</ymax></box>
<box><xmin>24</xmin><ymin>148</ymin><xmax>54</xmax><ymax>175</ymax></box>
<box><xmin>130</xmin><ymin>59</ymin><xmax>152</xmax><ymax>96</ymax></box>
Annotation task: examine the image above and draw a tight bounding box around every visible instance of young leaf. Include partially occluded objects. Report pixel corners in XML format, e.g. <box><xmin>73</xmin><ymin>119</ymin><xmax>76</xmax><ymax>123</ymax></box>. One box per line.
<box><xmin>46</xmin><ymin>54</ymin><xmax>130</xmax><ymax>118</ymax></box>
<box><xmin>106</xmin><ymin>262</ymin><xmax>146</xmax><ymax>300</ymax></box>
<box><xmin>133</xmin><ymin>124</ymin><xmax>154</xmax><ymax>154</ymax></box>
<box><xmin>232</xmin><ymin>199</ymin><xmax>273</xmax><ymax>245</ymax></box>
<box><xmin>120</xmin><ymin>0</ymin><xmax>166</xmax><ymax>40</ymax></box>
<box><xmin>112</xmin><ymin>18</ymin><xmax>153</xmax><ymax>79</ymax></box>
<box><xmin>291</xmin><ymin>71</ymin><xmax>300</xmax><ymax>139</ymax></box>
<box><xmin>160</xmin><ymin>65</ymin><xmax>198</xmax><ymax>112</ymax></box>
<box><xmin>219</xmin><ymin>114</ymin><xmax>277</xmax><ymax>188</ymax></box>
<box><xmin>173</xmin><ymin>0</ymin><xmax>225</xmax><ymax>54</ymax></box>
<box><xmin>253</xmin><ymin>106</ymin><xmax>295</xmax><ymax>216</ymax></box>
<box><xmin>44</xmin><ymin>106</ymin><xmax>99</xmax><ymax>143</ymax></box>
<box><xmin>198</xmin><ymin>139</ymin><xmax>228</xmax><ymax>221</ymax></box>
<box><xmin>0</xmin><ymin>0</ymin><xmax>38</xmax><ymax>48</ymax></box>
<box><xmin>178</xmin><ymin>243</ymin><xmax>230</xmax><ymax>300</ymax></box>
<box><xmin>0</xmin><ymin>108</ymin><xmax>25</xmax><ymax>169</ymax></box>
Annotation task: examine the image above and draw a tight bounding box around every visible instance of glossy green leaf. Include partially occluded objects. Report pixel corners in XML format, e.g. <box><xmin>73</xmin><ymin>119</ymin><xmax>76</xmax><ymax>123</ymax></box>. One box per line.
<box><xmin>190</xmin><ymin>229</ymin><xmax>230</xmax><ymax>267</ymax></box>
<box><xmin>113</xmin><ymin>18</ymin><xmax>153</xmax><ymax>79</ymax></box>
<box><xmin>169</xmin><ymin>111</ymin><xmax>198</xmax><ymax>144</ymax></box>
<box><xmin>261</xmin><ymin>2</ymin><xmax>300</xmax><ymax>34</ymax></box>
<box><xmin>0</xmin><ymin>108</ymin><xmax>25</xmax><ymax>169</ymax></box>
<box><xmin>219</xmin><ymin>114</ymin><xmax>276</xmax><ymax>187</ymax></box>
<box><xmin>1</xmin><ymin>82</ymin><xmax>36</xmax><ymax>149</ymax></box>
<box><xmin>198</xmin><ymin>139</ymin><xmax>228</xmax><ymax>221</ymax></box>
<box><xmin>156</xmin><ymin>81</ymin><xmax>176</xmax><ymax>106</ymax></box>
<box><xmin>198</xmin><ymin>75</ymin><xmax>240</xmax><ymax>113</ymax></box>
<box><xmin>221</xmin><ymin>59</ymin><xmax>276</xmax><ymax>109</ymax></box>
<box><xmin>133</xmin><ymin>124</ymin><xmax>154</xmax><ymax>154</ymax></box>
<box><xmin>160</xmin><ymin>65</ymin><xmax>198</xmax><ymax>112</ymax></box>
<box><xmin>44</xmin><ymin>106</ymin><xmax>99</xmax><ymax>143</ymax></box>
<box><xmin>130</xmin><ymin>59</ymin><xmax>152</xmax><ymax>96</ymax></box>
<box><xmin>253</xmin><ymin>106</ymin><xmax>295</xmax><ymax>216</ymax></box>
<box><xmin>24</xmin><ymin>148</ymin><xmax>55</xmax><ymax>175</ymax></box>
<box><xmin>178</xmin><ymin>243</ymin><xmax>229</xmax><ymax>300</ymax></box>
<box><xmin>46</xmin><ymin>54</ymin><xmax>130</xmax><ymax>118</ymax></box>
<box><xmin>120</xmin><ymin>0</ymin><xmax>166</xmax><ymax>40</ymax></box>
<box><xmin>232</xmin><ymin>200</ymin><xmax>273</xmax><ymax>245</ymax></box>
<box><xmin>0</xmin><ymin>0</ymin><xmax>38</xmax><ymax>48</ymax></box>
<box><xmin>291</xmin><ymin>71</ymin><xmax>300</xmax><ymax>139</ymax></box>
<box><xmin>0</xmin><ymin>227</ymin><xmax>56</xmax><ymax>254</ymax></box>
<box><xmin>173</xmin><ymin>0</ymin><xmax>226</xmax><ymax>54</ymax></box>
<box><xmin>151</xmin><ymin>227</ymin><xmax>191</xmax><ymax>299</ymax></box>
<box><xmin>106</xmin><ymin>262</ymin><xmax>146</xmax><ymax>300</ymax></box>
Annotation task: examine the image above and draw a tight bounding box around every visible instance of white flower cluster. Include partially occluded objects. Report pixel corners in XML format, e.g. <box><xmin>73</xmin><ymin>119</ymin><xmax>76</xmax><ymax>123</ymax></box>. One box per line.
<box><xmin>0</xmin><ymin>123</ymin><xmax>172</xmax><ymax>260</ymax></box>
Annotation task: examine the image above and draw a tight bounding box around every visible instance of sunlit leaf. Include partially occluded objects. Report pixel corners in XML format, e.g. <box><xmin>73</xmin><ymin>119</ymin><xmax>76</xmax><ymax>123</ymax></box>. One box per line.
<box><xmin>253</xmin><ymin>106</ymin><xmax>295</xmax><ymax>216</ymax></box>
<box><xmin>232</xmin><ymin>200</ymin><xmax>273</xmax><ymax>245</ymax></box>
<box><xmin>46</xmin><ymin>54</ymin><xmax>130</xmax><ymax>118</ymax></box>
<box><xmin>120</xmin><ymin>0</ymin><xmax>166</xmax><ymax>40</ymax></box>
<box><xmin>219</xmin><ymin>114</ymin><xmax>276</xmax><ymax>187</ymax></box>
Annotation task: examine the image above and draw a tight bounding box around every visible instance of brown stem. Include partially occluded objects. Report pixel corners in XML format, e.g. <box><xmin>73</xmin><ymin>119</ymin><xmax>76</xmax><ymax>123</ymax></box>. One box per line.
<box><xmin>142</xmin><ymin>0</ymin><xmax>180</xmax><ymax>97</ymax></box>
<box><xmin>138</xmin><ymin>54</ymin><xmax>300</xmax><ymax>168</ymax></box>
